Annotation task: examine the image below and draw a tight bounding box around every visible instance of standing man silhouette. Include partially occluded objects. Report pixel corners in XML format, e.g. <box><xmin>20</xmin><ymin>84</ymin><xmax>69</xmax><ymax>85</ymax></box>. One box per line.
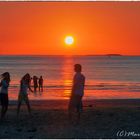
<box><xmin>68</xmin><ymin>64</ymin><xmax>85</xmax><ymax>124</ymax></box>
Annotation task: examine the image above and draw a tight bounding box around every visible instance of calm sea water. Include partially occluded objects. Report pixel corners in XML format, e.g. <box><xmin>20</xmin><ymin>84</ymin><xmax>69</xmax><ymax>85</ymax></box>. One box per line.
<box><xmin>0</xmin><ymin>55</ymin><xmax>140</xmax><ymax>100</ymax></box>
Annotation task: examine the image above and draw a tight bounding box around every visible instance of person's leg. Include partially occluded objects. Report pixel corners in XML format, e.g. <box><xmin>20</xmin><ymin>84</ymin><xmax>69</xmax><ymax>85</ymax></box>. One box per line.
<box><xmin>17</xmin><ymin>95</ymin><xmax>22</xmax><ymax>116</ymax></box>
<box><xmin>68</xmin><ymin>95</ymin><xmax>76</xmax><ymax>123</ymax></box>
<box><xmin>25</xmin><ymin>96</ymin><xmax>31</xmax><ymax>115</ymax></box>
<box><xmin>35</xmin><ymin>85</ymin><xmax>38</xmax><ymax>92</ymax></box>
<box><xmin>3</xmin><ymin>94</ymin><xmax>8</xmax><ymax>117</ymax></box>
<box><xmin>39</xmin><ymin>85</ymin><xmax>40</xmax><ymax>91</ymax></box>
<box><xmin>76</xmin><ymin>96</ymin><xmax>83</xmax><ymax>124</ymax></box>
<box><xmin>36</xmin><ymin>84</ymin><xmax>38</xmax><ymax>92</ymax></box>
<box><xmin>77</xmin><ymin>106</ymin><xmax>81</xmax><ymax>124</ymax></box>
<box><xmin>34</xmin><ymin>85</ymin><xmax>36</xmax><ymax>92</ymax></box>
<box><xmin>41</xmin><ymin>85</ymin><xmax>43</xmax><ymax>92</ymax></box>
<box><xmin>0</xmin><ymin>94</ymin><xmax>5</xmax><ymax>119</ymax></box>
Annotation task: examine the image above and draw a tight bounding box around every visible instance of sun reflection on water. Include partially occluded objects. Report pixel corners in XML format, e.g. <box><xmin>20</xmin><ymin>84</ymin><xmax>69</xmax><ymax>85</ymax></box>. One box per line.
<box><xmin>62</xmin><ymin>57</ymin><xmax>74</xmax><ymax>99</ymax></box>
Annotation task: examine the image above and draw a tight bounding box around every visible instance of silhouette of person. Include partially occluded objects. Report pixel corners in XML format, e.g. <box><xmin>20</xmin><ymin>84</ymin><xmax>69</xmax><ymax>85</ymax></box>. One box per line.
<box><xmin>33</xmin><ymin>76</ymin><xmax>38</xmax><ymax>92</ymax></box>
<box><xmin>0</xmin><ymin>72</ymin><xmax>10</xmax><ymax>120</ymax></box>
<box><xmin>17</xmin><ymin>73</ymin><xmax>33</xmax><ymax>116</ymax></box>
<box><xmin>39</xmin><ymin>76</ymin><xmax>43</xmax><ymax>92</ymax></box>
<box><xmin>68</xmin><ymin>64</ymin><xmax>85</xmax><ymax>124</ymax></box>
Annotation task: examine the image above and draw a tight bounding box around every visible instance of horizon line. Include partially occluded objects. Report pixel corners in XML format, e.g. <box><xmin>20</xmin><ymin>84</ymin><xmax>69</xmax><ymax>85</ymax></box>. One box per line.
<box><xmin>1</xmin><ymin>54</ymin><xmax>140</xmax><ymax>56</ymax></box>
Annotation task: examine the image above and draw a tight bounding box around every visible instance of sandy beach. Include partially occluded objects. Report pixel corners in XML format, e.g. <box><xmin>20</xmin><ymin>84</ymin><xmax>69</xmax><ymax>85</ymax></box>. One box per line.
<box><xmin>0</xmin><ymin>99</ymin><xmax>140</xmax><ymax>139</ymax></box>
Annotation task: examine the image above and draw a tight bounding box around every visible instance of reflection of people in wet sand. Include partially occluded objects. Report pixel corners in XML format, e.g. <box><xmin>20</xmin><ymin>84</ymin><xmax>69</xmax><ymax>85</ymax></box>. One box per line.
<box><xmin>17</xmin><ymin>73</ymin><xmax>33</xmax><ymax>116</ymax></box>
<box><xmin>68</xmin><ymin>64</ymin><xmax>85</xmax><ymax>124</ymax></box>
<box><xmin>0</xmin><ymin>72</ymin><xmax>10</xmax><ymax>120</ymax></box>
<box><xmin>39</xmin><ymin>76</ymin><xmax>43</xmax><ymax>92</ymax></box>
<box><xmin>33</xmin><ymin>76</ymin><xmax>38</xmax><ymax>92</ymax></box>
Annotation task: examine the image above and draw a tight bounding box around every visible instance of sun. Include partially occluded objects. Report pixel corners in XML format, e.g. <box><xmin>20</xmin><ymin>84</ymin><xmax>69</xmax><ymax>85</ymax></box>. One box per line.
<box><xmin>65</xmin><ymin>36</ymin><xmax>74</xmax><ymax>45</ymax></box>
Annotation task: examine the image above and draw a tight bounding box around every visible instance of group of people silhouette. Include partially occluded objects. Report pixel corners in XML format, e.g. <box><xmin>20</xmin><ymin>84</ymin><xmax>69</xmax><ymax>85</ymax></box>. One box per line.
<box><xmin>31</xmin><ymin>75</ymin><xmax>43</xmax><ymax>92</ymax></box>
<box><xmin>0</xmin><ymin>64</ymin><xmax>85</xmax><ymax>124</ymax></box>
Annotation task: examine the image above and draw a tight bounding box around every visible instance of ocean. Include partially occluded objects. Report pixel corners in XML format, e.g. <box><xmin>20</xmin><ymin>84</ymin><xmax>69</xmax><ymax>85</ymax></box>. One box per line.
<box><xmin>0</xmin><ymin>55</ymin><xmax>140</xmax><ymax>100</ymax></box>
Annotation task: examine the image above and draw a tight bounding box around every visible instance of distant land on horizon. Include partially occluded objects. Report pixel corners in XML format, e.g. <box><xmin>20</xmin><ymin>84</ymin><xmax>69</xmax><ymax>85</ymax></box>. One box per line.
<box><xmin>106</xmin><ymin>54</ymin><xmax>122</xmax><ymax>56</ymax></box>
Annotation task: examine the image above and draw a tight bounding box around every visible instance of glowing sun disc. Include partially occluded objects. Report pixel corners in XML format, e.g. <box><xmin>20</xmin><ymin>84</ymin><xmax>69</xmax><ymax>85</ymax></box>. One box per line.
<box><xmin>65</xmin><ymin>36</ymin><xmax>74</xmax><ymax>45</ymax></box>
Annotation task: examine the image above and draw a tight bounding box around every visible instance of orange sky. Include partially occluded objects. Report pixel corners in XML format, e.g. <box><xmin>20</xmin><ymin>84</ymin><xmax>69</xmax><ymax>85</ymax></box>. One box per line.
<box><xmin>0</xmin><ymin>2</ymin><xmax>140</xmax><ymax>55</ymax></box>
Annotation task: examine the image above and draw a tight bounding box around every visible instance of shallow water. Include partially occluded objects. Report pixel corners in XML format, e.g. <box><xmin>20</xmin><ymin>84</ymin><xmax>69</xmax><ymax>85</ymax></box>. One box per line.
<box><xmin>0</xmin><ymin>55</ymin><xmax>140</xmax><ymax>100</ymax></box>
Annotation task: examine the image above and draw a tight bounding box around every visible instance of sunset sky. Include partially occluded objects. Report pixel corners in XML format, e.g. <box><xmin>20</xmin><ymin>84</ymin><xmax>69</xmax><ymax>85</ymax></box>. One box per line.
<box><xmin>0</xmin><ymin>2</ymin><xmax>140</xmax><ymax>55</ymax></box>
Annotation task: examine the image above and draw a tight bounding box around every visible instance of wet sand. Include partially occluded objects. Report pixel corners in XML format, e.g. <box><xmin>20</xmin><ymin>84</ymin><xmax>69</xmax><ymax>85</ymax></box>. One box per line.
<box><xmin>0</xmin><ymin>99</ymin><xmax>140</xmax><ymax>139</ymax></box>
